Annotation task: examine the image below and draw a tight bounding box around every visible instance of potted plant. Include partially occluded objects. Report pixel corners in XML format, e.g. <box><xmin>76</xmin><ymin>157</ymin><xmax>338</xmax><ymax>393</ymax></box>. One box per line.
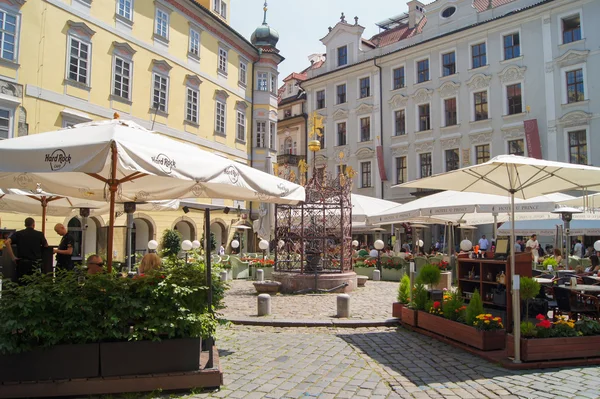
<box><xmin>431</xmin><ymin>260</ymin><xmax>452</xmax><ymax>290</ymax></box>
<box><xmin>542</xmin><ymin>257</ymin><xmax>558</xmax><ymax>271</ymax></box>
<box><xmin>519</xmin><ymin>276</ymin><xmax>541</xmax><ymax>322</ymax></box>
<box><xmin>381</xmin><ymin>257</ymin><xmax>402</xmax><ymax>281</ymax></box>
<box><xmin>354</xmin><ymin>258</ymin><xmax>376</xmax><ymax>279</ymax></box>
<box><xmin>417</xmin><ymin>264</ymin><xmax>442</xmax><ymax>300</ymax></box>
<box><xmin>402</xmin><ymin>283</ymin><xmax>427</xmax><ymax>327</ymax></box>
<box><xmin>393</xmin><ymin>274</ymin><xmax>410</xmax><ymax>318</ymax></box>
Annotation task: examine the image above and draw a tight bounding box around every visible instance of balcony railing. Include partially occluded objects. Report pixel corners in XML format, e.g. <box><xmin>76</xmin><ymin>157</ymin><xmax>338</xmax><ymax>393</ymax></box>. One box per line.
<box><xmin>277</xmin><ymin>154</ymin><xmax>305</xmax><ymax>166</ymax></box>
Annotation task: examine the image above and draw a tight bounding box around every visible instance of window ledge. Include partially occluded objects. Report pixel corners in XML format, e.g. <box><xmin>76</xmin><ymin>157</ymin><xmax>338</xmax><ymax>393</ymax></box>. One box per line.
<box><xmin>500</xmin><ymin>55</ymin><xmax>524</xmax><ymax>64</ymax></box>
<box><xmin>235</xmin><ymin>138</ymin><xmax>246</xmax><ymax>145</ymax></box>
<box><xmin>64</xmin><ymin>79</ymin><xmax>91</xmax><ymax>91</ymax></box>
<box><xmin>440</xmin><ymin>124</ymin><xmax>460</xmax><ymax>131</ymax></box>
<box><xmin>238</xmin><ymin>81</ymin><xmax>247</xmax><ymax>89</ymax></box>
<box><xmin>115</xmin><ymin>13</ymin><xmax>133</xmax><ymax>26</ymax></box>
<box><xmin>358</xmin><ymin>95</ymin><xmax>372</xmax><ymax>100</ymax></box>
<box><xmin>0</xmin><ymin>58</ymin><xmax>19</xmax><ymax>70</ymax></box>
<box><xmin>334</xmin><ymin>102</ymin><xmax>347</xmax><ymax>107</ymax></box>
<box><xmin>416</xmin><ymin>129</ymin><xmax>433</xmax><ymax>134</ymax></box>
<box><xmin>153</xmin><ymin>33</ymin><xmax>169</xmax><ymax>45</ymax></box>
<box><xmin>440</xmin><ymin>72</ymin><xmax>458</xmax><ymax>81</ymax></box>
<box><xmin>187</xmin><ymin>52</ymin><xmax>200</xmax><ymax>61</ymax></box>
<box><xmin>392</xmin><ymin>133</ymin><xmax>408</xmax><ymax>139</ymax></box>
<box><xmin>217</xmin><ymin>69</ymin><xmax>228</xmax><ymax>78</ymax></box>
<box><xmin>561</xmin><ymin>100</ymin><xmax>589</xmax><ymax>108</ymax></box>
<box><xmin>334</xmin><ymin>144</ymin><xmax>348</xmax><ymax>149</ymax></box>
<box><xmin>214</xmin><ymin>131</ymin><xmax>227</xmax><ymax>137</ymax></box>
<box><xmin>391</xmin><ymin>86</ymin><xmax>407</xmax><ymax>92</ymax></box>
<box><xmin>358</xmin><ymin>140</ymin><xmax>373</xmax><ymax>145</ymax></box>
<box><xmin>184</xmin><ymin>120</ymin><xmax>199</xmax><ymax>128</ymax></box>
<box><xmin>110</xmin><ymin>94</ymin><xmax>132</xmax><ymax>105</ymax></box>
<box><xmin>468</xmin><ymin>65</ymin><xmax>489</xmax><ymax>72</ymax></box>
<box><xmin>559</xmin><ymin>38</ymin><xmax>585</xmax><ymax>49</ymax></box>
<box><xmin>149</xmin><ymin>108</ymin><xmax>168</xmax><ymax>118</ymax></box>
<box><xmin>470</xmin><ymin>118</ymin><xmax>491</xmax><ymax>125</ymax></box>
<box><xmin>414</xmin><ymin>80</ymin><xmax>431</xmax><ymax>88</ymax></box>
<box><xmin>502</xmin><ymin>112</ymin><xmax>526</xmax><ymax>121</ymax></box>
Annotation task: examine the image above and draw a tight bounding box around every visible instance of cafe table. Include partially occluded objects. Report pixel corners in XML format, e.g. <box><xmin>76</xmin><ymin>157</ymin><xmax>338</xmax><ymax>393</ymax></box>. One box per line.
<box><xmin>560</xmin><ymin>284</ymin><xmax>600</xmax><ymax>293</ymax></box>
<box><xmin>533</xmin><ymin>277</ymin><xmax>553</xmax><ymax>285</ymax></box>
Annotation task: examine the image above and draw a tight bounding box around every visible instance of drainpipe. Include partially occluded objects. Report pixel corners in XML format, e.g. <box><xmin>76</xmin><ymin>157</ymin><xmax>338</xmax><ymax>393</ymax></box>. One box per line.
<box><xmin>374</xmin><ymin>56</ymin><xmax>385</xmax><ymax>199</ymax></box>
<box><xmin>299</xmin><ymin>81</ymin><xmax>309</xmax><ymax>183</ymax></box>
<box><xmin>248</xmin><ymin>50</ymin><xmax>261</xmax><ymax>219</ymax></box>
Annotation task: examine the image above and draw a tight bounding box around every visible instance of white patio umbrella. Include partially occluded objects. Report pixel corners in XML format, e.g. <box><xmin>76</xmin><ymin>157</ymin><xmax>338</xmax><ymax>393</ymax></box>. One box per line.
<box><xmin>393</xmin><ymin>154</ymin><xmax>600</xmax><ymax>363</ymax></box>
<box><xmin>351</xmin><ymin>194</ymin><xmax>400</xmax><ymax>223</ymax></box>
<box><xmin>557</xmin><ymin>192</ymin><xmax>600</xmax><ymax>210</ymax></box>
<box><xmin>0</xmin><ymin>119</ymin><xmax>305</xmax><ymax>270</ymax></box>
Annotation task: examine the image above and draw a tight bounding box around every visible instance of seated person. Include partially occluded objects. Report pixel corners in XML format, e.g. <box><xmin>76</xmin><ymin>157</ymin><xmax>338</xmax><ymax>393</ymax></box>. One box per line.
<box><xmin>553</xmin><ymin>249</ymin><xmax>563</xmax><ymax>267</ymax></box>
<box><xmin>357</xmin><ymin>246</ymin><xmax>369</xmax><ymax>257</ymax></box>
<box><xmin>590</xmin><ymin>255</ymin><xmax>600</xmax><ymax>273</ymax></box>
<box><xmin>86</xmin><ymin>254</ymin><xmax>104</xmax><ymax>275</ymax></box>
<box><xmin>139</xmin><ymin>253</ymin><xmax>161</xmax><ymax>274</ymax></box>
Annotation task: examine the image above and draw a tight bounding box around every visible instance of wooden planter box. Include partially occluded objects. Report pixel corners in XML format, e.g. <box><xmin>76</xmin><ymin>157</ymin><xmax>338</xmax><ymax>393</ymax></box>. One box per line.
<box><xmin>392</xmin><ymin>302</ymin><xmax>404</xmax><ymax>319</ymax></box>
<box><xmin>100</xmin><ymin>338</ymin><xmax>201</xmax><ymax>377</ymax></box>
<box><xmin>507</xmin><ymin>334</ymin><xmax>600</xmax><ymax>362</ymax></box>
<box><xmin>382</xmin><ymin>268</ymin><xmax>403</xmax><ymax>282</ymax></box>
<box><xmin>401</xmin><ymin>306</ymin><xmax>417</xmax><ymax>326</ymax></box>
<box><xmin>417</xmin><ymin>311</ymin><xmax>505</xmax><ymax>351</ymax></box>
<box><xmin>354</xmin><ymin>266</ymin><xmax>374</xmax><ymax>279</ymax></box>
<box><xmin>0</xmin><ymin>343</ymin><xmax>99</xmax><ymax>382</ymax></box>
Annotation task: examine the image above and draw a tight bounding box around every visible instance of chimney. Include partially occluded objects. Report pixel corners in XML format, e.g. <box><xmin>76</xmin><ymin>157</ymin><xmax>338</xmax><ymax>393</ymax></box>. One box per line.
<box><xmin>407</xmin><ymin>0</ymin><xmax>425</xmax><ymax>29</ymax></box>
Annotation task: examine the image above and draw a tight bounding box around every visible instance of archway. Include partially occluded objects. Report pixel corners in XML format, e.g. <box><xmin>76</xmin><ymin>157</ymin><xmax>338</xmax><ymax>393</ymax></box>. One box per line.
<box><xmin>173</xmin><ymin>217</ymin><xmax>196</xmax><ymax>242</ymax></box>
<box><xmin>210</xmin><ymin>221</ymin><xmax>226</xmax><ymax>253</ymax></box>
<box><xmin>83</xmin><ymin>217</ymin><xmax>102</xmax><ymax>256</ymax></box>
<box><xmin>132</xmin><ymin>217</ymin><xmax>154</xmax><ymax>262</ymax></box>
<box><xmin>67</xmin><ymin>217</ymin><xmax>83</xmax><ymax>261</ymax></box>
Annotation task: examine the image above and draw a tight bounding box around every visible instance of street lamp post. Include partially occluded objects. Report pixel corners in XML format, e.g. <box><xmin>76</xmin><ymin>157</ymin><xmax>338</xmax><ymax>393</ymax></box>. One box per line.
<box><xmin>259</xmin><ymin>239</ymin><xmax>269</xmax><ymax>280</ymax></box>
<box><xmin>147</xmin><ymin>240</ymin><xmax>158</xmax><ymax>254</ymax></box>
<box><xmin>374</xmin><ymin>239</ymin><xmax>384</xmax><ymax>272</ymax></box>
<box><xmin>181</xmin><ymin>239</ymin><xmax>193</xmax><ymax>263</ymax></box>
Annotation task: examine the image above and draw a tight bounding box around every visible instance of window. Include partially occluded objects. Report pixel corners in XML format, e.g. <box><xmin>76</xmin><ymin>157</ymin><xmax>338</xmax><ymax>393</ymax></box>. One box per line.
<box><xmin>316</xmin><ymin>90</ymin><xmax>325</xmax><ymax>109</ymax></box>
<box><xmin>337</xmin><ymin>45</ymin><xmax>347</xmax><ymax>67</ymax></box>
<box><xmin>418</xmin><ymin>104</ymin><xmax>430</xmax><ymax>131</ymax></box>
<box><xmin>506</xmin><ymin>83</ymin><xmax>522</xmax><ymax>115</ymax></box>
<box><xmin>566</xmin><ymin>69</ymin><xmax>584</xmax><ymax>103</ymax></box>
<box><xmin>419</xmin><ymin>153</ymin><xmax>432</xmax><ymax>178</ymax></box>
<box><xmin>569</xmin><ymin>130</ymin><xmax>587</xmax><ymax>165</ymax></box>
<box><xmin>270</xmin><ymin>74</ymin><xmax>277</xmax><ymax>94</ymax></box>
<box><xmin>239</xmin><ymin>61</ymin><xmax>247</xmax><ymax>85</ymax></box>
<box><xmin>471</xmin><ymin>42</ymin><xmax>487</xmax><ymax>69</ymax></box>
<box><xmin>220</xmin><ymin>1</ymin><xmax>227</xmax><ymax>18</ymax></box>
<box><xmin>336</xmin><ymin>84</ymin><xmax>346</xmax><ymax>104</ymax></box>
<box><xmin>0</xmin><ymin>108</ymin><xmax>10</xmax><ymax>139</ymax></box>
<box><xmin>394</xmin><ymin>109</ymin><xmax>406</xmax><ymax>136</ymax></box>
<box><xmin>152</xmin><ymin>73</ymin><xmax>168</xmax><ymax>112</ymax></box>
<box><xmin>117</xmin><ymin>0</ymin><xmax>132</xmax><ymax>20</ymax></box>
<box><xmin>258</xmin><ymin>72</ymin><xmax>268</xmax><ymax>91</ymax></box>
<box><xmin>189</xmin><ymin>28</ymin><xmax>200</xmax><ymax>56</ymax></box>
<box><xmin>113</xmin><ymin>57</ymin><xmax>131</xmax><ymax>100</ymax></box>
<box><xmin>562</xmin><ymin>14</ymin><xmax>581</xmax><ymax>44</ymax></box>
<box><xmin>503</xmin><ymin>33</ymin><xmax>520</xmax><ymax>60</ymax></box>
<box><xmin>215</xmin><ymin>100</ymin><xmax>226</xmax><ymax>134</ymax></box>
<box><xmin>360</xmin><ymin>162</ymin><xmax>371</xmax><ymax>188</ymax></box>
<box><xmin>186</xmin><ymin>88</ymin><xmax>198</xmax><ymax>124</ymax></box>
<box><xmin>284</xmin><ymin>137</ymin><xmax>295</xmax><ymax>154</ymax></box>
<box><xmin>360</xmin><ymin>117</ymin><xmax>370</xmax><ymax>142</ymax></box>
<box><xmin>270</xmin><ymin>122</ymin><xmax>276</xmax><ymax>150</ymax></box>
<box><xmin>417</xmin><ymin>59</ymin><xmax>429</xmax><ymax>83</ymax></box>
<box><xmin>445</xmin><ymin>149</ymin><xmax>460</xmax><ymax>171</ymax></box>
<box><xmin>474</xmin><ymin>91</ymin><xmax>488</xmax><ymax>121</ymax></box>
<box><xmin>359</xmin><ymin>77</ymin><xmax>370</xmax><ymax>98</ymax></box>
<box><xmin>395</xmin><ymin>156</ymin><xmax>407</xmax><ymax>184</ymax></box>
<box><xmin>318</xmin><ymin>125</ymin><xmax>325</xmax><ymax>149</ymax></box>
<box><xmin>442</xmin><ymin>52</ymin><xmax>456</xmax><ymax>76</ymax></box>
<box><xmin>213</xmin><ymin>0</ymin><xmax>220</xmax><ymax>12</ymax></box>
<box><xmin>508</xmin><ymin>139</ymin><xmax>524</xmax><ymax>156</ymax></box>
<box><xmin>236</xmin><ymin>111</ymin><xmax>245</xmax><ymax>141</ymax></box>
<box><xmin>337</xmin><ymin>122</ymin><xmax>346</xmax><ymax>146</ymax></box>
<box><xmin>256</xmin><ymin>121</ymin><xmax>266</xmax><ymax>147</ymax></box>
<box><xmin>444</xmin><ymin>98</ymin><xmax>457</xmax><ymax>126</ymax></box>
<box><xmin>218</xmin><ymin>47</ymin><xmax>227</xmax><ymax>73</ymax></box>
<box><xmin>155</xmin><ymin>8</ymin><xmax>169</xmax><ymax>39</ymax></box>
<box><xmin>337</xmin><ymin>164</ymin><xmax>347</xmax><ymax>176</ymax></box>
<box><xmin>393</xmin><ymin>67</ymin><xmax>405</xmax><ymax>90</ymax></box>
<box><xmin>441</xmin><ymin>6</ymin><xmax>456</xmax><ymax>18</ymax></box>
<box><xmin>287</xmin><ymin>84</ymin><xmax>293</xmax><ymax>94</ymax></box>
<box><xmin>68</xmin><ymin>37</ymin><xmax>90</xmax><ymax>85</ymax></box>
<box><xmin>283</xmin><ymin>109</ymin><xmax>291</xmax><ymax>118</ymax></box>
<box><xmin>475</xmin><ymin>144</ymin><xmax>490</xmax><ymax>164</ymax></box>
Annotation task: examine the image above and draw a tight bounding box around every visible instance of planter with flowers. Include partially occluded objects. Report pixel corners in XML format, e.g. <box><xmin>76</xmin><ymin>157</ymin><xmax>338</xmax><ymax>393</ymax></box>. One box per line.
<box><xmin>253</xmin><ymin>258</ymin><xmax>275</xmax><ymax>280</ymax></box>
<box><xmin>393</xmin><ymin>275</ymin><xmax>410</xmax><ymax>319</ymax></box>
<box><xmin>354</xmin><ymin>258</ymin><xmax>376</xmax><ymax>279</ymax></box>
<box><xmin>507</xmin><ymin>315</ymin><xmax>600</xmax><ymax>362</ymax></box>
<box><xmin>401</xmin><ymin>283</ymin><xmax>428</xmax><ymax>327</ymax></box>
<box><xmin>430</xmin><ymin>261</ymin><xmax>452</xmax><ymax>291</ymax></box>
<box><xmin>382</xmin><ymin>257</ymin><xmax>404</xmax><ymax>281</ymax></box>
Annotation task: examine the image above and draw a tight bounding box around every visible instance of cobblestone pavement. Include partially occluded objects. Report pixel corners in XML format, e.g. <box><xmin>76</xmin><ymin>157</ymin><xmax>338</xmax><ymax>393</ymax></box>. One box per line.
<box><xmin>221</xmin><ymin>280</ymin><xmax>398</xmax><ymax>320</ymax></box>
<box><xmin>185</xmin><ymin>325</ymin><xmax>600</xmax><ymax>399</ymax></box>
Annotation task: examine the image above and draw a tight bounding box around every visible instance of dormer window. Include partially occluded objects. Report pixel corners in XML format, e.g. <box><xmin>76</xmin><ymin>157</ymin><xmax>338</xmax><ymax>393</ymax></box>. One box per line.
<box><xmin>337</xmin><ymin>45</ymin><xmax>347</xmax><ymax>67</ymax></box>
<box><xmin>441</xmin><ymin>6</ymin><xmax>456</xmax><ymax>19</ymax></box>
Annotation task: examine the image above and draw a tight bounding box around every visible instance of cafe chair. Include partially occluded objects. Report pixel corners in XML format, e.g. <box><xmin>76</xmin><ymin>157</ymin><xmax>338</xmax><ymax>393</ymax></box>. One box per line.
<box><xmin>582</xmin><ymin>276</ymin><xmax>600</xmax><ymax>285</ymax></box>
<box><xmin>554</xmin><ymin>287</ymin><xmax>600</xmax><ymax>320</ymax></box>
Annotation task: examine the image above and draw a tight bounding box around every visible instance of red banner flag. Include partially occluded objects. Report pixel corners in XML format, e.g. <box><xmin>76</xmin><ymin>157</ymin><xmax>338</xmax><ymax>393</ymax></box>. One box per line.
<box><xmin>524</xmin><ymin>119</ymin><xmax>542</xmax><ymax>159</ymax></box>
<box><xmin>376</xmin><ymin>145</ymin><xmax>388</xmax><ymax>181</ymax></box>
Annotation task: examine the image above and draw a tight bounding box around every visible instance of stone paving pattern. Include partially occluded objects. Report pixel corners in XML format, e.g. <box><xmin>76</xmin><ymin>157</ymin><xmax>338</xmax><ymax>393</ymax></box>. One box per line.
<box><xmin>221</xmin><ymin>280</ymin><xmax>398</xmax><ymax>320</ymax></box>
<box><xmin>184</xmin><ymin>325</ymin><xmax>600</xmax><ymax>399</ymax></box>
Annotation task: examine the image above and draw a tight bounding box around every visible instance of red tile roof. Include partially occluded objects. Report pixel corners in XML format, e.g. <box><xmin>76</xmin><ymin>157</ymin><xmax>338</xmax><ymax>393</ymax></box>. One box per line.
<box><xmin>367</xmin><ymin>16</ymin><xmax>427</xmax><ymax>48</ymax></box>
<box><xmin>472</xmin><ymin>0</ymin><xmax>516</xmax><ymax>12</ymax></box>
<box><xmin>283</xmin><ymin>72</ymin><xmax>308</xmax><ymax>83</ymax></box>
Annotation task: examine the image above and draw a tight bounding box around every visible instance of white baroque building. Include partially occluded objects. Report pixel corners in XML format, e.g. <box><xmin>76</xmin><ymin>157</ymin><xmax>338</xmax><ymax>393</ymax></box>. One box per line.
<box><xmin>302</xmin><ymin>0</ymin><xmax>598</xmax><ymax>203</ymax></box>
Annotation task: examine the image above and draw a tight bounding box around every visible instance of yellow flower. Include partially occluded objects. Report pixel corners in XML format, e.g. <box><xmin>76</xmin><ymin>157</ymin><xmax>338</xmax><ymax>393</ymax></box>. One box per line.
<box><xmin>485</xmin><ymin>314</ymin><xmax>492</xmax><ymax>317</ymax></box>
<box><xmin>484</xmin><ymin>320</ymin><xmax>490</xmax><ymax>324</ymax></box>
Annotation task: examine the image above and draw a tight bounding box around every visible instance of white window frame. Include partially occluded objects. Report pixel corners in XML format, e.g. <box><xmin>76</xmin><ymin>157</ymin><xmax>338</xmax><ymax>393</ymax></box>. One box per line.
<box><xmin>357</xmin><ymin>74</ymin><xmax>371</xmax><ymax>99</ymax></box>
<box><xmin>220</xmin><ymin>0</ymin><xmax>227</xmax><ymax>18</ymax></box>
<box><xmin>391</xmin><ymin>63</ymin><xmax>406</xmax><ymax>90</ymax></box>
<box><xmin>215</xmin><ymin>99</ymin><xmax>226</xmax><ymax>135</ymax></box>
<box><xmin>472</xmin><ymin>143</ymin><xmax>492</xmax><ymax>165</ymax></box>
<box><xmin>154</xmin><ymin>7</ymin><xmax>169</xmax><ymax>40</ymax></box>
<box><xmin>337</xmin><ymin>45</ymin><xmax>348</xmax><ymax>67</ymax></box>
<box><xmin>358</xmin><ymin>115</ymin><xmax>371</xmax><ymax>142</ymax></box>
<box><xmin>257</xmin><ymin>71</ymin><xmax>268</xmax><ymax>91</ymax></box>
<box><xmin>470</xmin><ymin>88</ymin><xmax>491</xmax><ymax>121</ymax></box>
<box><xmin>336</xmin><ymin>119</ymin><xmax>348</xmax><ymax>146</ymax></box>
<box><xmin>443</xmin><ymin>148</ymin><xmax>461</xmax><ymax>172</ymax></box>
<box><xmin>440</xmin><ymin>96</ymin><xmax>458</xmax><ymax>127</ymax></box>
<box><xmin>66</xmin><ymin>35</ymin><xmax>92</xmax><ymax>86</ymax></box>
<box><xmin>395</xmin><ymin>155</ymin><xmax>407</xmax><ymax>185</ymax></box>
<box><xmin>500</xmin><ymin>28</ymin><xmax>522</xmax><ymax>61</ymax></box>
<box><xmin>439</xmin><ymin>48</ymin><xmax>457</xmax><ymax>78</ymax></box>
<box><xmin>213</xmin><ymin>0</ymin><xmax>220</xmax><ymax>12</ymax></box>
<box><xmin>116</xmin><ymin>0</ymin><xmax>133</xmax><ymax>21</ymax></box>
<box><xmin>0</xmin><ymin>7</ymin><xmax>18</xmax><ymax>63</ymax></box>
<box><xmin>112</xmin><ymin>55</ymin><xmax>132</xmax><ymax>101</ymax></box>
<box><xmin>236</xmin><ymin>110</ymin><xmax>246</xmax><ymax>142</ymax></box>
<box><xmin>557</xmin><ymin>9</ymin><xmax>584</xmax><ymax>45</ymax></box>
<box><xmin>239</xmin><ymin>59</ymin><xmax>247</xmax><ymax>86</ymax></box>
<box><xmin>392</xmin><ymin>107</ymin><xmax>407</xmax><ymax>136</ymax></box>
<box><xmin>185</xmin><ymin>87</ymin><xmax>199</xmax><ymax>124</ymax></box>
<box><xmin>469</xmin><ymin>38</ymin><xmax>488</xmax><ymax>70</ymax></box>
<box><xmin>218</xmin><ymin>46</ymin><xmax>228</xmax><ymax>74</ymax></box>
<box><xmin>256</xmin><ymin>121</ymin><xmax>266</xmax><ymax>148</ymax></box>
<box><xmin>315</xmin><ymin>88</ymin><xmax>326</xmax><ymax>109</ymax></box>
<box><xmin>270</xmin><ymin>73</ymin><xmax>277</xmax><ymax>95</ymax></box>
<box><xmin>560</xmin><ymin>62</ymin><xmax>587</xmax><ymax>105</ymax></box>
<box><xmin>506</xmin><ymin>138</ymin><xmax>526</xmax><ymax>157</ymax></box>
<box><xmin>503</xmin><ymin>81</ymin><xmax>524</xmax><ymax>116</ymax></box>
<box><xmin>269</xmin><ymin>121</ymin><xmax>276</xmax><ymax>150</ymax></box>
<box><xmin>151</xmin><ymin>72</ymin><xmax>169</xmax><ymax>113</ymax></box>
<box><xmin>563</xmin><ymin>125</ymin><xmax>590</xmax><ymax>165</ymax></box>
<box><xmin>0</xmin><ymin>107</ymin><xmax>13</xmax><ymax>140</ymax></box>
<box><xmin>360</xmin><ymin>160</ymin><xmax>372</xmax><ymax>188</ymax></box>
<box><xmin>417</xmin><ymin>152</ymin><xmax>433</xmax><ymax>179</ymax></box>
<box><xmin>414</xmin><ymin>56</ymin><xmax>431</xmax><ymax>84</ymax></box>
<box><xmin>335</xmin><ymin>82</ymin><xmax>347</xmax><ymax>105</ymax></box>
<box><xmin>415</xmin><ymin>102</ymin><xmax>432</xmax><ymax>132</ymax></box>
<box><xmin>188</xmin><ymin>27</ymin><xmax>200</xmax><ymax>57</ymax></box>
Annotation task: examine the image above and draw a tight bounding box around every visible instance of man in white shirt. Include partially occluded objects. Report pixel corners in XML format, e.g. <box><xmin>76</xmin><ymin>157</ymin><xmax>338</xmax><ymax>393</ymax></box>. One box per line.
<box><xmin>369</xmin><ymin>247</ymin><xmax>379</xmax><ymax>257</ymax></box>
<box><xmin>573</xmin><ymin>239</ymin><xmax>583</xmax><ymax>258</ymax></box>
<box><xmin>526</xmin><ymin>234</ymin><xmax>540</xmax><ymax>262</ymax></box>
<box><xmin>478</xmin><ymin>235</ymin><xmax>489</xmax><ymax>251</ymax></box>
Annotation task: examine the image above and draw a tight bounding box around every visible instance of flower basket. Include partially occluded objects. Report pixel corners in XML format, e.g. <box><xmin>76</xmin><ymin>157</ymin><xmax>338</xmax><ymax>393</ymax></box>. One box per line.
<box><xmin>354</xmin><ymin>266</ymin><xmax>374</xmax><ymax>279</ymax></box>
<box><xmin>506</xmin><ymin>334</ymin><xmax>600</xmax><ymax>362</ymax></box>
<box><xmin>417</xmin><ymin>311</ymin><xmax>505</xmax><ymax>351</ymax></box>
<box><xmin>392</xmin><ymin>302</ymin><xmax>404</xmax><ymax>319</ymax></box>
<box><xmin>401</xmin><ymin>306</ymin><xmax>417</xmax><ymax>326</ymax></box>
<box><xmin>382</xmin><ymin>267</ymin><xmax>403</xmax><ymax>282</ymax></box>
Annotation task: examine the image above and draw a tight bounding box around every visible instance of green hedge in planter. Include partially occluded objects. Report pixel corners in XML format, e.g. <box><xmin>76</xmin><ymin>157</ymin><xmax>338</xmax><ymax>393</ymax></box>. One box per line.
<box><xmin>0</xmin><ymin>259</ymin><xmax>225</xmax><ymax>355</ymax></box>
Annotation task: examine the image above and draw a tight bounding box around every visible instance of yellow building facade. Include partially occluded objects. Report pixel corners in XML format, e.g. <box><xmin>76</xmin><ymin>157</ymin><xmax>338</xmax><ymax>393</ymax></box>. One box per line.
<box><xmin>0</xmin><ymin>0</ymin><xmax>282</xmax><ymax>258</ymax></box>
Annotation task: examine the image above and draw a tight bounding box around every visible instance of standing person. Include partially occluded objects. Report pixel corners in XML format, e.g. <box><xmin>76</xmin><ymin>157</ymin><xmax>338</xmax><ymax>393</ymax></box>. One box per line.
<box><xmin>4</xmin><ymin>217</ymin><xmax>48</xmax><ymax>282</ymax></box>
<box><xmin>218</xmin><ymin>243</ymin><xmax>225</xmax><ymax>256</ymax></box>
<box><xmin>514</xmin><ymin>240</ymin><xmax>522</xmax><ymax>253</ymax></box>
<box><xmin>478</xmin><ymin>235</ymin><xmax>489</xmax><ymax>251</ymax></box>
<box><xmin>53</xmin><ymin>223</ymin><xmax>74</xmax><ymax>270</ymax></box>
<box><xmin>526</xmin><ymin>234</ymin><xmax>540</xmax><ymax>263</ymax></box>
<box><xmin>573</xmin><ymin>239</ymin><xmax>583</xmax><ymax>258</ymax></box>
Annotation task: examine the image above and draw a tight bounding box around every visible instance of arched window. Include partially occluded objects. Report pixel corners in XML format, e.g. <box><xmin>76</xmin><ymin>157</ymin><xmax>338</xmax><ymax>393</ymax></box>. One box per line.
<box><xmin>68</xmin><ymin>217</ymin><xmax>83</xmax><ymax>260</ymax></box>
<box><xmin>284</xmin><ymin>137</ymin><xmax>294</xmax><ymax>155</ymax></box>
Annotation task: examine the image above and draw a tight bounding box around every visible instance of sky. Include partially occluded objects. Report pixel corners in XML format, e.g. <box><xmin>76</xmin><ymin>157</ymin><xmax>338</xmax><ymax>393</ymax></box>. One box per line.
<box><xmin>231</xmin><ymin>0</ymin><xmax>410</xmax><ymax>80</ymax></box>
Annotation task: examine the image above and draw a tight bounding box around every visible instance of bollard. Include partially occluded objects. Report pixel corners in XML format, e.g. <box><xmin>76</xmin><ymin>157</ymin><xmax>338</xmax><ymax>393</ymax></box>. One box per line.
<box><xmin>256</xmin><ymin>269</ymin><xmax>264</xmax><ymax>282</ymax></box>
<box><xmin>219</xmin><ymin>271</ymin><xmax>228</xmax><ymax>281</ymax></box>
<box><xmin>372</xmin><ymin>269</ymin><xmax>381</xmax><ymax>281</ymax></box>
<box><xmin>337</xmin><ymin>294</ymin><xmax>351</xmax><ymax>318</ymax></box>
<box><xmin>257</xmin><ymin>293</ymin><xmax>271</xmax><ymax>316</ymax></box>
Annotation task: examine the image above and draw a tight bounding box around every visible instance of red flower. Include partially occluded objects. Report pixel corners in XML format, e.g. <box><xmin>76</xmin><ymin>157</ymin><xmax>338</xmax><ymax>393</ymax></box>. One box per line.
<box><xmin>536</xmin><ymin>319</ymin><xmax>552</xmax><ymax>329</ymax></box>
<box><xmin>536</xmin><ymin>314</ymin><xmax>545</xmax><ymax>321</ymax></box>
<box><xmin>433</xmin><ymin>301</ymin><xmax>441</xmax><ymax>308</ymax></box>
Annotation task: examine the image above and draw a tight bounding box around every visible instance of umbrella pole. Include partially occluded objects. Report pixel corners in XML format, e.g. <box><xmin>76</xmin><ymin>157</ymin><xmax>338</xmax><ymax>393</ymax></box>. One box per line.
<box><xmin>107</xmin><ymin>143</ymin><xmax>118</xmax><ymax>273</ymax></box>
<box><xmin>511</xmin><ymin>190</ymin><xmax>521</xmax><ymax>363</ymax></box>
<box><xmin>204</xmin><ymin>208</ymin><xmax>214</xmax><ymax>369</ymax></box>
<box><xmin>41</xmin><ymin>201</ymin><xmax>47</xmax><ymax>235</ymax></box>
